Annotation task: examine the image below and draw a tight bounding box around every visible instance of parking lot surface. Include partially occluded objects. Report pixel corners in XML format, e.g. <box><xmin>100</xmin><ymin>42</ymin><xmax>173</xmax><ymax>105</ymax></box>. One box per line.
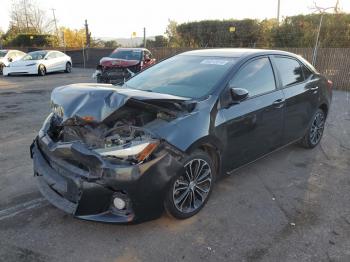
<box><xmin>0</xmin><ymin>69</ymin><xmax>349</xmax><ymax>262</ymax></box>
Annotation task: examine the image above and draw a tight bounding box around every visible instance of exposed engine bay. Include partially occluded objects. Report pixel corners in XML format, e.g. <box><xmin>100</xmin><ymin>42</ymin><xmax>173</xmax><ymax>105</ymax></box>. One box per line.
<box><xmin>46</xmin><ymin>84</ymin><xmax>191</xmax><ymax>164</ymax></box>
<box><xmin>47</xmin><ymin>105</ymin><xmax>175</xmax><ymax>164</ymax></box>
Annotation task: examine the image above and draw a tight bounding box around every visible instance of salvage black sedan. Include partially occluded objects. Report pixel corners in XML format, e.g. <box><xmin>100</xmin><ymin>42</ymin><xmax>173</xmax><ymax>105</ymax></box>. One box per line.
<box><xmin>31</xmin><ymin>49</ymin><xmax>332</xmax><ymax>223</ymax></box>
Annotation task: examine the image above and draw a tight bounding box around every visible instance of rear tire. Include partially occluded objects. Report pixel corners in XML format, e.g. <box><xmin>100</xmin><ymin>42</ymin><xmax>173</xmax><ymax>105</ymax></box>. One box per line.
<box><xmin>38</xmin><ymin>64</ymin><xmax>46</xmax><ymax>76</ymax></box>
<box><xmin>299</xmin><ymin>108</ymin><xmax>326</xmax><ymax>148</ymax></box>
<box><xmin>164</xmin><ymin>150</ymin><xmax>215</xmax><ymax>219</ymax></box>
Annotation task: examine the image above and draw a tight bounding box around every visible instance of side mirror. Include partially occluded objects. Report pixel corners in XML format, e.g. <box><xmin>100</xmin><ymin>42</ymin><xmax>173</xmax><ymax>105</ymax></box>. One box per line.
<box><xmin>8</xmin><ymin>57</ymin><xmax>13</xmax><ymax>62</ymax></box>
<box><xmin>230</xmin><ymin>87</ymin><xmax>249</xmax><ymax>102</ymax></box>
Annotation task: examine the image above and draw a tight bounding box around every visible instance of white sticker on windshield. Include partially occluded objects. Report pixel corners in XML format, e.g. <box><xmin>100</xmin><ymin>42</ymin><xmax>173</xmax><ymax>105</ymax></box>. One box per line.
<box><xmin>200</xmin><ymin>59</ymin><xmax>229</xmax><ymax>65</ymax></box>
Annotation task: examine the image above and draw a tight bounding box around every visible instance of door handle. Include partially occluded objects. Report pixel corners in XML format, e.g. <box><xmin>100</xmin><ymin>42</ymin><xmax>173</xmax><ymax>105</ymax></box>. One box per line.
<box><xmin>310</xmin><ymin>86</ymin><xmax>319</xmax><ymax>91</ymax></box>
<box><xmin>272</xmin><ymin>99</ymin><xmax>285</xmax><ymax>108</ymax></box>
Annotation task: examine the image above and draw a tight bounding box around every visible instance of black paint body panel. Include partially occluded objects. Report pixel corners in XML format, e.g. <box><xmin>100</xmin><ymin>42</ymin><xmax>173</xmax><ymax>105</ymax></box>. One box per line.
<box><xmin>31</xmin><ymin>49</ymin><xmax>332</xmax><ymax>223</ymax></box>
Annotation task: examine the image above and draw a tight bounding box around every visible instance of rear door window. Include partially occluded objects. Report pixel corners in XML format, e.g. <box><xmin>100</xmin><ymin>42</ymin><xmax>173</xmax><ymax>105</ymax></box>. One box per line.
<box><xmin>274</xmin><ymin>57</ymin><xmax>304</xmax><ymax>87</ymax></box>
<box><xmin>229</xmin><ymin>57</ymin><xmax>276</xmax><ymax>97</ymax></box>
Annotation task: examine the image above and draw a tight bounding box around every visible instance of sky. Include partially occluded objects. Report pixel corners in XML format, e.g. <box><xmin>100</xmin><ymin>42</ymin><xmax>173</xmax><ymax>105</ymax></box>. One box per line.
<box><xmin>1</xmin><ymin>0</ymin><xmax>350</xmax><ymax>38</ymax></box>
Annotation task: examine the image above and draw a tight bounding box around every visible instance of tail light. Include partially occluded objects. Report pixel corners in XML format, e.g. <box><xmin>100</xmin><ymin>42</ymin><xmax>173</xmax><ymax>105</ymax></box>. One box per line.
<box><xmin>327</xmin><ymin>79</ymin><xmax>333</xmax><ymax>89</ymax></box>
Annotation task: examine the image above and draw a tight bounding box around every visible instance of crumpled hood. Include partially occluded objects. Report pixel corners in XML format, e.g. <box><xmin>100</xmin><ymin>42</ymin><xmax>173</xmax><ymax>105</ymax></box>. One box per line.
<box><xmin>100</xmin><ymin>57</ymin><xmax>140</xmax><ymax>68</ymax></box>
<box><xmin>50</xmin><ymin>83</ymin><xmax>189</xmax><ymax>122</ymax></box>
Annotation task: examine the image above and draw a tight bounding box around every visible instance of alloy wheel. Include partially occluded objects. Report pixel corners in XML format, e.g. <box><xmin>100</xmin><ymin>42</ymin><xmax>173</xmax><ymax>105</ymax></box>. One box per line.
<box><xmin>173</xmin><ymin>158</ymin><xmax>212</xmax><ymax>213</ymax></box>
<box><xmin>309</xmin><ymin>111</ymin><xmax>325</xmax><ymax>145</ymax></box>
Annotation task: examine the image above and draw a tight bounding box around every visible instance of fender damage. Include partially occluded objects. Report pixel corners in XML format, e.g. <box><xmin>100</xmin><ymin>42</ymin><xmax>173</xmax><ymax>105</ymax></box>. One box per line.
<box><xmin>31</xmin><ymin>84</ymin><xmax>194</xmax><ymax>223</ymax></box>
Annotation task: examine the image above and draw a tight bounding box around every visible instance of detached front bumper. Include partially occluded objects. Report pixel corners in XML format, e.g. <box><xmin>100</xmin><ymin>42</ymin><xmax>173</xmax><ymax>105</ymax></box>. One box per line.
<box><xmin>30</xmin><ymin>134</ymin><xmax>184</xmax><ymax>223</ymax></box>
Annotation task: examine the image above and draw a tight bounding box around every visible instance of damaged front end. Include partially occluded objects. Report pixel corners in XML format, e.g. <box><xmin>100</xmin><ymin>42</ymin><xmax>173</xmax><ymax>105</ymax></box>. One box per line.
<box><xmin>30</xmin><ymin>84</ymin><xmax>190</xmax><ymax>223</ymax></box>
<box><xmin>93</xmin><ymin>58</ymin><xmax>140</xmax><ymax>85</ymax></box>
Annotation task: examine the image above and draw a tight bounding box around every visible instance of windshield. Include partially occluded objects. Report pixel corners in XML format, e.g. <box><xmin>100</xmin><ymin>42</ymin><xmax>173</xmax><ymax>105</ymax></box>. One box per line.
<box><xmin>0</xmin><ymin>50</ymin><xmax>8</xmax><ymax>58</ymax></box>
<box><xmin>22</xmin><ymin>51</ymin><xmax>48</xmax><ymax>61</ymax></box>
<box><xmin>110</xmin><ymin>50</ymin><xmax>142</xmax><ymax>60</ymax></box>
<box><xmin>124</xmin><ymin>55</ymin><xmax>237</xmax><ymax>99</ymax></box>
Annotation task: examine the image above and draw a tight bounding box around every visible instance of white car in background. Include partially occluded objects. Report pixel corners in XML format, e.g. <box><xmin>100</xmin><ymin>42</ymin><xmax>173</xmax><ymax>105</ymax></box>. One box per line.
<box><xmin>0</xmin><ymin>49</ymin><xmax>26</xmax><ymax>75</ymax></box>
<box><xmin>3</xmin><ymin>50</ymin><xmax>72</xmax><ymax>76</ymax></box>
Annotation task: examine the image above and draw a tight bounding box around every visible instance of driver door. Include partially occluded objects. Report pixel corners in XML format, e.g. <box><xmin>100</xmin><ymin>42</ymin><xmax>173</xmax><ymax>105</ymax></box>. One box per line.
<box><xmin>217</xmin><ymin>56</ymin><xmax>285</xmax><ymax>172</ymax></box>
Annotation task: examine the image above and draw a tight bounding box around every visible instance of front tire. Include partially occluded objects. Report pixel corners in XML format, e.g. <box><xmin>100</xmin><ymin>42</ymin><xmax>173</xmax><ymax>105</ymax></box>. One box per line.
<box><xmin>65</xmin><ymin>62</ymin><xmax>72</xmax><ymax>73</ymax></box>
<box><xmin>0</xmin><ymin>63</ymin><xmax>4</xmax><ymax>75</ymax></box>
<box><xmin>299</xmin><ymin>108</ymin><xmax>326</xmax><ymax>148</ymax></box>
<box><xmin>38</xmin><ymin>64</ymin><xmax>46</xmax><ymax>76</ymax></box>
<box><xmin>164</xmin><ymin>150</ymin><xmax>215</xmax><ymax>219</ymax></box>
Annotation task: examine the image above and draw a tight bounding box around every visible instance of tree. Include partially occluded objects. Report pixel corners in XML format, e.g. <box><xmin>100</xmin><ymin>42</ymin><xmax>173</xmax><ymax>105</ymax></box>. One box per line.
<box><xmin>165</xmin><ymin>19</ymin><xmax>181</xmax><ymax>47</ymax></box>
<box><xmin>60</xmin><ymin>27</ymin><xmax>86</xmax><ymax>48</ymax></box>
<box><xmin>0</xmin><ymin>28</ymin><xmax>4</xmax><ymax>48</ymax></box>
<box><xmin>103</xmin><ymin>40</ymin><xmax>121</xmax><ymax>48</ymax></box>
<box><xmin>144</xmin><ymin>35</ymin><xmax>168</xmax><ymax>48</ymax></box>
<box><xmin>272</xmin><ymin>13</ymin><xmax>350</xmax><ymax>48</ymax></box>
<box><xmin>9</xmin><ymin>0</ymin><xmax>54</xmax><ymax>34</ymax></box>
<box><xmin>176</xmin><ymin>19</ymin><xmax>261</xmax><ymax>48</ymax></box>
<box><xmin>258</xmin><ymin>19</ymin><xmax>278</xmax><ymax>48</ymax></box>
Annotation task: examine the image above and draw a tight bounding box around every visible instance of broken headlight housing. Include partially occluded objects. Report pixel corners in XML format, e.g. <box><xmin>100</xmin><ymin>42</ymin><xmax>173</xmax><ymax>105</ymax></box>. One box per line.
<box><xmin>94</xmin><ymin>140</ymin><xmax>159</xmax><ymax>163</ymax></box>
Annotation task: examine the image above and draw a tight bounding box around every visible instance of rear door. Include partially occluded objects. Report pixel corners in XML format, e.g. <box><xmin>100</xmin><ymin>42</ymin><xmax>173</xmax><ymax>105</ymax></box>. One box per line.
<box><xmin>271</xmin><ymin>56</ymin><xmax>319</xmax><ymax>144</ymax></box>
<box><xmin>218</xmin><ymin>56</ymin><xmax>285</xmax><ymax>172</ymax></box>
<box><xmin>55</xmin><ymin>52</ymin><xmax>68</xmax><ymax>70</ymax></box>
<box><xmin>44</xmin><ymin>52</ymin><xmax>57</xmax><ymax>72</ymax></box>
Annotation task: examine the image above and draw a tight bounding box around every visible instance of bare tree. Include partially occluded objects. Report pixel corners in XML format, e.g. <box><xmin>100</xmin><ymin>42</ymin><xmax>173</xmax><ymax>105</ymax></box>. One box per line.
<box><xmin>10</xmin><ymin>0</ymin><xmax>55</xmax><ymax>34</ymax></box>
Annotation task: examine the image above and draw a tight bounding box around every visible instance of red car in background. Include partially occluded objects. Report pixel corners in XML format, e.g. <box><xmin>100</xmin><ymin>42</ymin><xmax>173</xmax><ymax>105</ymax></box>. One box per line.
<box><xmin>93</xmin><ymin>48</ymin><xmax>156</xmax><ymax>84</ymax></box>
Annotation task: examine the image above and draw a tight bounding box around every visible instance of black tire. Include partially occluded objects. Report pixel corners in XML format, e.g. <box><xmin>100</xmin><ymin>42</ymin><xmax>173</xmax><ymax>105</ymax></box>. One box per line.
<box><xmin>96</xmin><ymin>75</ymin><xmax>104</xmax><ymax>83</ymax></box>
<box><xmin>38</xmin><ymin>64</ymin><xmax>46</xmax><ymax>76</ymax></box>
<box><xmin>65</xmin><ymin>62</ymin><xmax>72</xmax><ymax>73</ymax></box>
<box><xmin>0</xmin><ymin>63</ymin><xmax>4</xmax><ymax>75</ymax></box>
<box><xmin>164</xmin><ymin>150</ymin><xmax>215</xmax><ymax>219</ymax></box>
<box><xmin>299</xmin><ymin>108</ymin><xmax>326</xmax><ymax>148</ymax></box>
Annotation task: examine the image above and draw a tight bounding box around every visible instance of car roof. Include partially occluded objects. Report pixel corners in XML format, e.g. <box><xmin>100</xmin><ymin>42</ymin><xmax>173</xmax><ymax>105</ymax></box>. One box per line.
<box><xmin>0</xmin><ymin>49</ymin><xmax>24</xmax><ymax>52</ymax></box>
<box><xmin>115</xmin><ymin>48</ymin><xmax>148</xmax><ymax>51</ymax></box>
<box><xmin>181</xmin><ymin>48</ymin><xmax>299</xmax><ymax>58</ymax></box>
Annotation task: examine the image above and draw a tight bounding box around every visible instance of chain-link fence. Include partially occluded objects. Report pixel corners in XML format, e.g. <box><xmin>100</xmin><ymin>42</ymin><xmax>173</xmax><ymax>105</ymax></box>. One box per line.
<box><xmin>4</xmin><ymin>46</ymin><xmax>350</xmax><ymax>90</ymax></box>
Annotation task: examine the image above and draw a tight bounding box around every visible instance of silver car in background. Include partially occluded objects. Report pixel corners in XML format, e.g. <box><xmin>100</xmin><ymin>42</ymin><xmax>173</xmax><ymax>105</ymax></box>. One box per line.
<box><xmin>3</xmin><ymin>50</ymin><xmax>72</xmax><ymax>76</ymax></box>
<box><xmin>0</xmin><ymin>49</ymin><xmax>26</xmax><ymax>74</ymax></box>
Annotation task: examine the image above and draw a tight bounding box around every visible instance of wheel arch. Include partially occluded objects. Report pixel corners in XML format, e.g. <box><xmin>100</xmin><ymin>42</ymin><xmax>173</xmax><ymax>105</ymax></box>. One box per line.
<box><xmin>185</xmin><ymin>136</ymin><xmax>223</xmax><ymax>177</ymax></box>
<box><xmin>319</xmin><ymin>103</ymin><xmax>328</xmax><ymax>117</ymax></box>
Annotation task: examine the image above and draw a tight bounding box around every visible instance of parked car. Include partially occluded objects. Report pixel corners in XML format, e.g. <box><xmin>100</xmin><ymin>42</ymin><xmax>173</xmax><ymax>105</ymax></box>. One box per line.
<box><xmin>0</xmin><ymin>49</ymin><xmax>26</xmax><ymax>75</ymax></box>
<box><xmin>3</xmin><ymin>50</ymin><xmax>72</xmax><ymax>76</ymax></box>
<box><xmin>31</xmin><ymin>49</ymin><xmax>332</xmax><ymax>224</ymax></box>
<box><xmin>93</xmin><ymin>47</ymin><xmax>156</xmax><ymax>84</ymax></box>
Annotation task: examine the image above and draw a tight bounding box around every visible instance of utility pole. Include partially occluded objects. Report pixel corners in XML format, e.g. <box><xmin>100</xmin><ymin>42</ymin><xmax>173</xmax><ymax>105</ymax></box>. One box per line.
<box><xmin>84</xmin><ymin>19</ymin><xmax>91</xmax><ymax>48</ymax></box>
<box><xmin>310</xmin><ymin>2</ymin><xmax>339</xmax><ymax>66</ymax></box>
<box><xmin>51</xmin><ymin>8</ymin><xmax>59</xmax><ymax>45</ymax></box>
<box><xmin>277</xmin><ymin>0</ymin><xmax>281</xmax><ymax>24</ymax></box>
<box><xmin>84</xmin><ymin>19</ymin><xmax>91</xmax><ymax>62</ymax></box>
<box><xmin>143</xmin><ymin>27</ymin><xmax>146</xmax><ymax>48</ymax></box>
<box><xmin>23</xmin><ymin>0</ymin><xmax>29</xmax><ymax>32</ymax></box>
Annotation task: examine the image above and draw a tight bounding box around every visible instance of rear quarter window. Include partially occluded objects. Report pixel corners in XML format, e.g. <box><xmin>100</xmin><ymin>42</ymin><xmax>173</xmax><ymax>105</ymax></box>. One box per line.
<box><xmin>274</xmin><ymin>57</ymin><xmax>304</xmax><ymax>87</ymax></box>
